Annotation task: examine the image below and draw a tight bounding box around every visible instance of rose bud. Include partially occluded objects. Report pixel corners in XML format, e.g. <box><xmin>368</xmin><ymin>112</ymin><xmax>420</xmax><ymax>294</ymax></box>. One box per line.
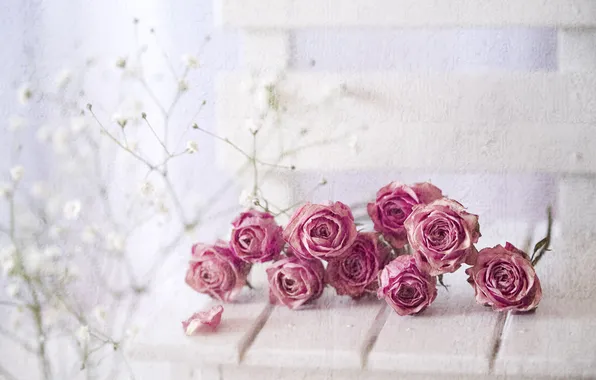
<box><xmin>367</xmin><ymin>182</ymin><xmax>443</xmax><ymax>249</ymax></box>
<box><xmin>283</xmin><ymin>201</ymin><xmax>357</xmax><ymax>260</ymax></box>
<box><xmin>466</xmin><ymin>243</ymin><xmax>542</xmax><ymax>312</ymax></box>
<box><xmin>404</xmin><ymin>198</ymin><xmax>480</xmax><ymax>276</ymax></box>
<box><xmin>378</xmin><ymin>255</ymin><xmax>437</xmax><ymax>316</ymax></box>
<box><xmin>327</xmin><ymin>232</ymin><xmax>390</xmax><ymax>298</ymax></box>
<box><xmin>230</xmin><ymin>210</ymin><xmax>284</xmax><ymax>263</ymax></box>
<box><xmin>185</xmin><ymin>241</ymin><xmax>251</xmax><ymax>302</ymax></box>
<box><xmin>266</xmin><ymin>255</ymin><xmax>325</xmax><ymax>310</ymax></box>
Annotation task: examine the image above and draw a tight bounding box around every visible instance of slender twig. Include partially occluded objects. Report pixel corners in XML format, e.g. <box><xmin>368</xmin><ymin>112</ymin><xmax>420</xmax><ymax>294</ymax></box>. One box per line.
<box><xmin>142</xmin><ymin>114</ymin><xmax>170</xmax><ymax>155</ymax></box>
<box><xmin>0</xmin><ymin>363</ymin><xmax>20</xmax><ymax>380</ymax></box>
<box><xmin>87</xmin><ymin>106</ymin><xmax>156</xmax><ymax>171</ymax></box>
<box><xmin>0</xmin><ymin>326</ymin><xmax>36</xmax><ymax>353</ymax></box>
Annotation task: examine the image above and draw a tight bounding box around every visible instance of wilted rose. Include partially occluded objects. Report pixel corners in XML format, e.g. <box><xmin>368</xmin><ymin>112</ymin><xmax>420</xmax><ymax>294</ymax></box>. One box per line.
<box><xmin>181</xmin><ymin>305</ymin><xmax>224</xmax><ymax>335</ymax></box>
<box><xmin>466</xmin><ymin>243</ymin><xmax>542</xmax><ymax>312</ymax></box>
<box><xmin>377</xmin><ymin>255</ymin><xmax>437</xmax><ymax>316</ymax></box>
<box><xmin>327</xmin><ymin>232</ymin><xmax>390</xmax><ymax>298</ymax></box>
<box><xmin>185</xmin><ymin>241</ymin><xmax>251</xmax><ymax>302</ymax></box>
<box><xmin>367</xmin><ymin>182</ymin><xmax>443</xmax><ymax>249</ymax></box>
<box><xmin>405</xmin><ymin>198</ymin><xmax>480</xmax><ymax>276</ymax></box>
<box><xmin>283</xmin><ymin>202</ymin><xmax>357</xmax><ymax>260</ymax></box>
<box><xmin>230</xmin><ymin>210</ymin><xmax>284</xmax><ymax>263</ymax></box>
<box><xmin>266</xmin><ymin>255</ymin><xmax>325</xmax><ymax>309</ymax></box>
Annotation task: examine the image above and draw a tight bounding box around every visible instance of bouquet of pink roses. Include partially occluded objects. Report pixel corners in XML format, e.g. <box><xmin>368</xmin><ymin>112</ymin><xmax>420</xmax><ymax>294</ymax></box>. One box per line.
<box><xmin>184</xmin><ymin>181</ymin><xmax>548</xmax><ymax>328</ymax></box>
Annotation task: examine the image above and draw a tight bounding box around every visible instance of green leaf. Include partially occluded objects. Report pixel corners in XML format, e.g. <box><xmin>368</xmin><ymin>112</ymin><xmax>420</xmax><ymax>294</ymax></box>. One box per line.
<box><xmin>533</xmin><ymin>237</ymin><xmax>548</xmax><ymax>255</ymax></box>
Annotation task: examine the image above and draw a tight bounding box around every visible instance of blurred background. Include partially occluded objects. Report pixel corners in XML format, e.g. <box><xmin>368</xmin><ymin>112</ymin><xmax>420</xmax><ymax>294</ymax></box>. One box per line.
<box><xmin>0</xmin><ymin>0</ymin><xmax>559</xmax><ymax>379</ymax></box>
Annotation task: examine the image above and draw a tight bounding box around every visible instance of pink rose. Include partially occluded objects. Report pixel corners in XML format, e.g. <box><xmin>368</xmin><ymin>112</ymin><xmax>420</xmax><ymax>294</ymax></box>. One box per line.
<box><xmin>283</xmin><ymin>202</ymin><xmax>358</xmax><ymax>260</ymax></box>
<box><xmin>378</xmin><ymin>255</ymin><xmax>437</xmax><ymax>316</ymax></box>
<box><xmin>266</xmin><ymin>256</ymin><xmax>325</xmax><ymax>309</ymax></box>
<box><xmin>185</xmin><ymin>241</ymin><xmax>251</xmax><ymax>302</ymax></box>
<box><xmin>327</xmin><ymin>232</ymin><xmax>390</xmax><ymax>298</ymax></box>
<box><xmin>367</xmin><ymin>182</ymin><xmax>443</xmax><ymax>249</ymax></box>
<box><xmin>181</xmin><ymin>305</ymin><xmax>224</xmax><ymax>335</ymax></box>
<box><xmin>230</xmin><ymin>210</ymin><xmax>284</xmax><ymax>263</ymax></box>
<box><xmin>405</xmin><ymin>198</ymin><xmax>480</xmax><ymax>276</ymax></box>
<box><xmin>466</xmin><ymin>243</ymin><xmax>542</xmax><ymax>312</ymax></box>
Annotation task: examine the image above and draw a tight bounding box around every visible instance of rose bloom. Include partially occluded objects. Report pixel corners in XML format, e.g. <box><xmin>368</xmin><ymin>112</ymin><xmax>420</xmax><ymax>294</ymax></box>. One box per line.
<box><xmin>367</xmin><ymin>182</ymin><xmax>443</xmax><ymax>249</ymax></box>
<box><xmin>327</xmin><ymin>232</ymin><xmax>390</xmax><ymax>298</ymax></box>
<box><xmin>185</xmin><ymin>241</ymin><xmax>251</xmax><ymax>302</ymax></box>
<box><xmin>267</xmin><ymin>255</ymin><xmax>325</xmax><ymax>309</ymax></box>
<box><xmin>467</xmin><ymin>243</ymin><xmax>542</xmax><ymax>312</ymax></box>
<box><xmin>405</xmin><ymin>198</ymin><xmax>480</xmax><ymax>276</ymax></box>
<box><xmin>283</xmin><ymin>201</ymin><xmax>357</xmax><ymax>260</ymax></box>
<box><xmin>230</xmin><ymin>210</ymin><xmax>284</xmax><ymax>263</ymax></box>
<box><xmin>378</xmin><ymin>255</ymin><xmax>437</xmax><ymax>316</ymax></box>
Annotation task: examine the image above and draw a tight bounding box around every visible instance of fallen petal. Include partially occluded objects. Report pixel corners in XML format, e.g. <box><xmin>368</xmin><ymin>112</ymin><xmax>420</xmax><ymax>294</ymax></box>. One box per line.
<box><xmin>182</xmin><ymin>305</ymin><xmax>224</xmax><ymax>335</ymax></box>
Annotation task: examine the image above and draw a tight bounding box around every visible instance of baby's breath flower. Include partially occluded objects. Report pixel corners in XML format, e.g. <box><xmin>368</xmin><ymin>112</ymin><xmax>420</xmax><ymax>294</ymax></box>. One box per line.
<box><xmin>182</xmin><ymin>54</ymin><xmax>199</xmax><ymax>69</ymax></box>
<box><xmin>106</xmin><ymin>232</ymin><xmax>125</xmax><ymax>253</ymax></box>
<box><xmin>10</xmin><ymin>166</ymin><xmax>24</xmax><ymax>182</ymax></box>
<box><xmin>115</xmin><ymin>57</ymin><xmax>127</xmax><ymax>69</ymax></box>
<box><xmin>8</xmin><ymin>115</ymin><xmax>26</xmax><ymax>131</ymax></box>
<box><xmin>5</xmin><ymin>283</ymin><xmax>19</xmax><ymax>298</ymax></box>
<box><xmin>178</xmin><ymin>80</ymin><xmax>189</xmax><ymax>92</ymax></box>
<box><xmin>186</xmin><ymin>140</ymin><xmax>198</xmax><ymax>154</ymax></box>
<box><xmin>70</xmin><ymin>116</ymin><xmax>87</xmax><ymax>133</ymax></box>
<box><xmin>36</xmin><ymin>124</ymin><xmax>52</xmax><ymax>142</ymax></box>
<box><xmin>17</xmin><ymin>83</ymin><xmax>33</xmax><ymax>105</ymax></box>
<box><xmin>30</xmin><ymin>181</ymin><xmax>47</xmax><ymax>199</ymax></box>
<box><xmin>0</xmin><ymin>183</ymin><xmax>11</xmax><ymax>198</ymax></box>
<box><xmin>55</xmin><ymin>69</ymin><xmax>72</xmax><ymax>89</ymax></box>
<box><xmin>63</xmin><ymin>199</ymin><xmax>82</xmax><ymax>220</ymax></box>
<box><xmin>93</xmin><ymin>306</ymin><xmax>107</xmax><ymax>324</ymax></box>
<box><xmin>244</xmin><ymin>118</ymin><xmax>260</xmax><ymax>134</ymax></box>
<box><xmin>81</xmin><ymin>226</ymin><xmax>97</xmax><ymax>244</ymax></box>
<box><xmin>76</xmin><ymin>325</ymin><xmax>90</xmax><ymax>345</ymax></box>
<box><xmin>139</xmin><ymin>181</ymin><xmax>155</xmax><ymax>197</ymax></box>
<box><xmin>112</xmin><ymin>114</ymin><xmax>128</xmax><ymax>128</ymax></box>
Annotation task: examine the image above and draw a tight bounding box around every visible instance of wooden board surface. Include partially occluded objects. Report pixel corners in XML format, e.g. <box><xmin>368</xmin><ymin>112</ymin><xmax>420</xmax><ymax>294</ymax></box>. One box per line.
<box><xmin>242</xmin><ymin>289</ymin><xmax>387</xmax><ymax>370</ymax></box>
<box><xmin>216</xmin><ymin>72</ymin><xmax>596</xmax><ymax>174</ymax></box>
<box><xmin>216</xmin><ymin>0</ymin><xmax>596</xmax><ymax>28</ymax></box>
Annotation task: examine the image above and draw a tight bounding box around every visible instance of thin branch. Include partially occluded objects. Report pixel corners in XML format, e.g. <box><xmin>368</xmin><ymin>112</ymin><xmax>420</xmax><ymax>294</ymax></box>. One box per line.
<box><xmin>142</xmin><ymin>114</ymin><xmax>170</xmax><ymax>155</ymax></box>
<box><xmin>0</xmin><ymin>326</ymin><xmax>36</xmax><ymax>353</ymax></box>
<box><xmin>87</xmin><ymin>106</ymin><xmax>156</xmax><ymax>171</ymax></box>
<box><xmin>0</xmin><ymin>363</ymin><xmax>20</xmax><ymax>380</ymax></box>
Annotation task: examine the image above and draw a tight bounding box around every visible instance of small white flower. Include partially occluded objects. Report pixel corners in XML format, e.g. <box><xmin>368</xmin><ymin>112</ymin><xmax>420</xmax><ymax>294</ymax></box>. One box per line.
<box><xmin>93</xmin><ymin>306</ymin><xmax>107</xmax><ymax>324</ymax></box>
<box><xmin>111</xmin><ymin>113</ymin><xmax>128</xmax><ymax>128</ymax></box>
<box><xmin>238</xmin><ymin>189</ymin><xmax>260</xmax><ymax>209</ymax></box>
<box><xmin>182</xmin><ymin>54</ymin><xmax>199</xmax><ymax>69</ymax></box>
<box><xmin>25</xmin><ymin>251</ymin><xmax>43</xmax><ymax>273</ymax></box>
<box><xmin>0</xmin><ymin>183</ymin><xmax>11</xmax><ymax>198</ymax></box>
<box><xmin>55</xmin><ymin>69</ymin><xmax>72</xmax><ymax>89</ymax></box>
<box><xmin>178</xmin><ymin>80</ymin><xmax>189</xmax><ymax>92</ymax></box>
<box><xmin>244</xmin><ymin>118</ymin><xmax>260</xmax><ymax>134</ymax></box>
<box><xmin>36</xmin><ymin>124</ymin><xmax>52</xmax><ymax>142</ymax></box>
<box><xmin>106</xmin><ymin>232</ymin><xmax>125</xmax><ymax>253</ymax></box>
<box><xmin>51</xmin><ymin>128</ymin><xmax>70</xmax><ymax>155</ymax></box>
<box><xmin>8</xmin><ymin>115</ymin><xmax>26</xmax><ymax>131</ymax></box>
<box><xmin>30</xmin><ymin>181</ymin><xmax>47</xmax><ymax>199</ymax></box>
<box><xmin>17</xmin><ymin>83</ymin><xmax>33</xmax><ymax>105</ymax></box>
<box><xmin>48</xmin><ymin>226</ymin><xmax>63</xmax><ymax>239</ymax></box>
<box><xmin>76</xmin><ymin>325</ymin><xmax>90</xmax><ymax>345</ymax></box>
<box><xmin>43</xmin><ymin>246</ymin><xmax>62</xmax><ymax>259</ymax></box>
<box><xmin>70</xmin><ymin>116</ymin><xmax>87</xmax><ymax>133</ymax></box>
<box><xmin>1</xmin><ymin>255</ymin><xmax>15</xmax><ymax>276</ymax></box>
<box><xmin>10</xmin><ymin>166</ymin><xmax>24</xmax><ymax>182</ymax></box>
<box><xmin>186</xmin><ymin>140</ymin><xmax>198</xmax><ymax>154</ymax></box>
<box><xmin>81</xmin><ymin>226</ymin><xmax>97</xmax><ymax>244</ymax></box>
<box><xmin>65</xmin><ymin>264</ymin><xmax>80</xmax><ymax>281</ymax></box>
<box><xmin>139</xmin><ymin>181</ymin><xmax>154</xmax><ymax>197</ymax></box>
<box><xmin>6</xmin><ymin>283</ymin><xmax>20</xmax><ymax>298</ymax></box>
<box><xmin>125</xmin><ymin>325</ymin><xmax>139</xmax><ymax>339</ymax></box>
<box><xmin>63</xmin><ymin>199</ymin><xmax>82</xmax><ymax>220</ymax></box>
<box><xmin>115</xmin><ymin>57</ymin><xmax>127</xmax><ymax>69</ymax></box>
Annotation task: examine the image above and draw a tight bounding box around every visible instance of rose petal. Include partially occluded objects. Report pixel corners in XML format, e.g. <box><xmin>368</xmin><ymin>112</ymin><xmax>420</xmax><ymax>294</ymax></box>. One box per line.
<box><xmin>182</xmin><ymin>305</ymin><xmax>224</xmax><ymax>335</ymax></box>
